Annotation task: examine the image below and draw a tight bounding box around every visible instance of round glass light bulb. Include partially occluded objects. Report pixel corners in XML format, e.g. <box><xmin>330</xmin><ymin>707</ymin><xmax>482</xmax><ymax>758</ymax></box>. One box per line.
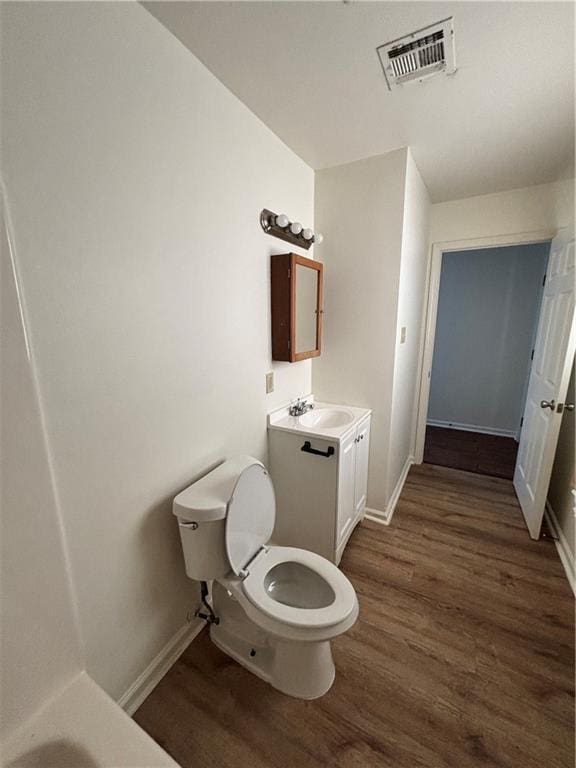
<box><xmin>275</xmin><ymin>214</ymin><xmax>289</xmax><ymax>228</ymax></box>
<box><xmin>290</xmin><ymin>221</ymin><xmax>303</xmax><ymax>235</ymax></box>
<box><xmin>302</xmin><ymin>228</ymin><xmax>314</xmax><ymax>241</ymax></box>
<box><xmin>314</xmin><ymin>232</ymin><xmax>324</xmax><ymax>245</ymax></box>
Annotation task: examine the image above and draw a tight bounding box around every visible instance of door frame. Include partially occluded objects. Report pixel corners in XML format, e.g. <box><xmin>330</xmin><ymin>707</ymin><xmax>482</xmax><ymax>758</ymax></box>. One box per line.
<box><xmin>414</xmin><ymin>228</ymin><xmax>557</xmax><ymax>464</ymax></box>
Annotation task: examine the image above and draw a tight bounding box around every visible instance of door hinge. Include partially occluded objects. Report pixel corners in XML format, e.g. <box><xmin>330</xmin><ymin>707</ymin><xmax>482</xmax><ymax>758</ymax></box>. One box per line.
<box><xmin>541</xmin><ymin>528</ymin><xmax>559</xmax><ymax>542</ymax></box>
<box><xmin>287</xmin><ymin>268</ymin><xmax>291</xmax><ymax>278</ymax></box>
<box><xmin>520</xmin><ymin>417</ymin><xmax>524</xmax><ymax>428</ymax></box>
<box><xmin>542</xmin><ymin>273</ymin><xmax>547</xmax><ymax>286</ymax></box>
<box><xmin>530</xmin><ymin>349</ymin><xmax>534</xmax><ymax>360</ymax></box>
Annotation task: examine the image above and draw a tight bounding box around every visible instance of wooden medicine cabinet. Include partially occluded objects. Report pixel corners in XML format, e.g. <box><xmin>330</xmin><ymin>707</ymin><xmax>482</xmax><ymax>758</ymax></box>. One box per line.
<box><xmin>271</xmin><ymin>253</ymin><xmax>324</xmax><ymax>362</ymax></box>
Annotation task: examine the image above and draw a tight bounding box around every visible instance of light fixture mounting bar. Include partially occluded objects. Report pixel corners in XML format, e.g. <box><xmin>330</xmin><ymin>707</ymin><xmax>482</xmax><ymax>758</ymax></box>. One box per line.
<box><xmin>260</xmin><ymin>209</ymin><xmax>314</xmax><ymax>250</ymax></box>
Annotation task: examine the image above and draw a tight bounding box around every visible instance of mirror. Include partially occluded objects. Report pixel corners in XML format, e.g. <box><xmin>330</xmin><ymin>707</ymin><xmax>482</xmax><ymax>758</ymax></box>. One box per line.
<box><xmin>295</xmin><ymin>263</ymin><xmax>318</xmax><ymax>355</ymax></box>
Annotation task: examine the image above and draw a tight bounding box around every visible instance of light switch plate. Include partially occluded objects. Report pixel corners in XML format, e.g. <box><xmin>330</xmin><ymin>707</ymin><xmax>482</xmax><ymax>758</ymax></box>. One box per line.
<box><xmin>400</xmin><ymin>326</ymin><xmax>407</xmax><ymax>344</ymax></box>
<box><xmin>265</xmin><ymin>372</ymin><xmax>274</xmax><ymax>393</ymax></box>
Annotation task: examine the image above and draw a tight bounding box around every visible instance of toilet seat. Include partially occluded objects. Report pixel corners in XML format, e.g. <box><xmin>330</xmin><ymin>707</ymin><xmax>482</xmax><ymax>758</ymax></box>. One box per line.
<box><xmin>242</xmin><ymin>545</ymin><xmax>357</xmax><ymax>629</ymax></box>
<box><xmin>219</xmin><ymin>460</ymin><xmax>358</xmax><ymax>634</ymax></box>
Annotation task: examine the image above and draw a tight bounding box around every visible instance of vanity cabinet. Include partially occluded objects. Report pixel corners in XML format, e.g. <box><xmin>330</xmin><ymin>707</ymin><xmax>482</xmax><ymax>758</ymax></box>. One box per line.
<box><xmin>271</xmin><ymin>253</ymin><xmax>323</xmax><ymax>362</ymax></box>
<box><xmin>268</xmin><ymin>415</ymin><xmax>371</xmax><ymax>564</ymax></box>
<box><xmin>337</xmin><ymin>417</ymin><xmax>370</xmax><ymax>552</ymax></box>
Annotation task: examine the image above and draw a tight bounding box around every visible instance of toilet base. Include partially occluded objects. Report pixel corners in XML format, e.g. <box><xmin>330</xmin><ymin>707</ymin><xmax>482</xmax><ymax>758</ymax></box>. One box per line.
<box><xmin>210</xmin><ymin>583</ymin><xmax>336</xmax><ymax>699</ymax></box>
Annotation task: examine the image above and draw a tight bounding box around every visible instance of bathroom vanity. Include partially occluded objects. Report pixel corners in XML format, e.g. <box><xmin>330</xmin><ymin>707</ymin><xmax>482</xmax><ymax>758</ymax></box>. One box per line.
<box><xmin>268</xmin><ymin>399</ymin><xmax>371</xmax><ymax>564</ymax></box>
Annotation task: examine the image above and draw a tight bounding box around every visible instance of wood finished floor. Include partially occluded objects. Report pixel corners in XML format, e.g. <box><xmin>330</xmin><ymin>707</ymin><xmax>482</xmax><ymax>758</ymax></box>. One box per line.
<box><xmin>424</xmin><ymin>427</ymin><xmax>519</xmax><ymax>480</ymax></box>
<box><xmin>134</xmin><ymin>464</ymin><xmax>574</xmax><ymax>768</ymax></box>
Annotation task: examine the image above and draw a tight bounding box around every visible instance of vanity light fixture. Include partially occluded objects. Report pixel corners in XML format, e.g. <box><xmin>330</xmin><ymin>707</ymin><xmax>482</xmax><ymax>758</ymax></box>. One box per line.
<box><xmin>260</xmin><ymin>208</ymin><xmax>323</xmax><ymax>251</ymax></box>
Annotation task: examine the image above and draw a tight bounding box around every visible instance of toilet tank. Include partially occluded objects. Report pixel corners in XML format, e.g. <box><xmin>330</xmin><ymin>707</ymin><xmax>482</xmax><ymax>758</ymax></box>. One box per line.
<box><xmin>173</xmin><ymin>456</ymin><xmax>262</xmax><ymax>581</ymax></box>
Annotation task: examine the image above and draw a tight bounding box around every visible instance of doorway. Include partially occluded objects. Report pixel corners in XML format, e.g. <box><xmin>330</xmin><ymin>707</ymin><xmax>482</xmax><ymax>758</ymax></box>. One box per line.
<box><xmin>421</xmin><ymin>241</ymin><xmax>550</xmax><ymax>480</ymax></box>
<box><xmin>415</xmin><ymin>228</ymin><xmax>575</xmax><ymax>544</ymax></box>
<box><xmin>415</xmin><ymin>232</ymin><xmax>560</xmax><ymax>467</ymax></box>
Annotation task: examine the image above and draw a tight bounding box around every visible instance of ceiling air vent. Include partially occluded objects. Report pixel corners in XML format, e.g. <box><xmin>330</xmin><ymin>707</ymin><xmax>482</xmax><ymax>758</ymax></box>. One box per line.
<box><xmin>377</xmin><ymin>17</ymin><xmax>456</xmax><ymax>90</ymax></box>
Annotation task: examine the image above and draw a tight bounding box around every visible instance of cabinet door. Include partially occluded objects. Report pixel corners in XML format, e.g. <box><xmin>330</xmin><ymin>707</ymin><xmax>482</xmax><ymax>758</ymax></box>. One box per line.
<box><xmin>337</xmin><ymin>432</ymin><xmax>356</xmax><ymax>546</ymax></box>
<box><xmin>354</xmin><ymin>417</ymin><xmax>371</xmax><ymax>517</ymax></box>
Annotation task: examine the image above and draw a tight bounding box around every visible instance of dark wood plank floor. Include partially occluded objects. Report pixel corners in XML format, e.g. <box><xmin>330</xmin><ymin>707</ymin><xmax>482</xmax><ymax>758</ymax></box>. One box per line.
<box><xmin>424</xmin><ymin>426</ymin><xmax>519</xmax><ymax>479</ymax></box>
<box><xmin>134</xmin><ymin>464</ymin><xmax>574</xmax><ymax>768</ymax></box>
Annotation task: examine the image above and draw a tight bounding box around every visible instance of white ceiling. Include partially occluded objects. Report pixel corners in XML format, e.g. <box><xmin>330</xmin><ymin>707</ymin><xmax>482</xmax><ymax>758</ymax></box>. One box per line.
<box><xmin>144</xmin><ymin>1</ymin><xmax>575</xmax><ymax>202</ymax></box>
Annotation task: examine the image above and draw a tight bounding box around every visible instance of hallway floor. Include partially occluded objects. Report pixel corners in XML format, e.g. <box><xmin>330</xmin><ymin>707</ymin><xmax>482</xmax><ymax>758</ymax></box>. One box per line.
<box><xmin>424</xmin><ymin>426</ymin><xmax>519</xmax><ymax>479</ymax></box>
<box><xmin>134</xmin><ymin>464</ymin><xmax>574</xmax><ymax>768</ymax></box>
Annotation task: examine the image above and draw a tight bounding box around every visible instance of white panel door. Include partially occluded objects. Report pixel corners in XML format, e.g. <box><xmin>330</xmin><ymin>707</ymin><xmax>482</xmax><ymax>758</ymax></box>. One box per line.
<box><xmin>337</xmin><ymin>432</ymin><xmax>356</xmax><ymax>546</ymax></box>
<box><xmin>514</xmin><ymin>230</ymin><xmax>575</xmax><ymax>539</ymax></box>
<box><xmin>353</xmin><ymin>417</ymin><xmax>371</xmax><ymax>517</ymax></box>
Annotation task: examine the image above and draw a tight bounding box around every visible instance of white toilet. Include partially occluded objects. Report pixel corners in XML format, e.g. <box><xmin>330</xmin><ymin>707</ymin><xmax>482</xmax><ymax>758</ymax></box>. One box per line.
<box><xmin>173</xmin><ymin>455</ymin><xmax>359</xmax><ymax>699</ymax></box>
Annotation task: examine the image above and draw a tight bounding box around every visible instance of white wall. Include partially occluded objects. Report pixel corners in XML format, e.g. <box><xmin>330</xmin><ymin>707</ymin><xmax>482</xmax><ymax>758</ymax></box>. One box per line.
<box><xmin>388</xmin><ymin>151</ymin><xmax>430</xmax><ymax>495</ymax></box>
<box><xmin>313</xmin><ymin>150</ymin><xmax>407</xmax><ymax>512</ymax></box>
<box><xmin>313</xmin><ymin>149</ymin><xmax>430</xmax><ymax>514</ymax></box>
<box><xmin>1</xmin><ymin>1</ymin><xmax>314</xmax><ymax>701</ymax></box>
<box><xmin>0</xmin><ymin>199</ymin><xmax>83</xmax><ymax>740</ymax></box>
<box><xmin>430</xmin><ymin>179</ymin><xmax>574</xmax><ymax>244</ymax></box>
<box><xmin>548</xmin><ymin>360</ymin><xmax>575</xmax><ymax>563</ymax></box>
<box><xmin>428</xmin><ymin>244</ymin><xmax>550</xmax><ymax>436</ymax></box>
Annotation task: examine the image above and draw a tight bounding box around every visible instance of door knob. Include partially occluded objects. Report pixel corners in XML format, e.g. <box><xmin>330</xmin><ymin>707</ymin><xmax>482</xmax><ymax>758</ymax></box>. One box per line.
<box><xmin>565</xmin><ymin>403</ymin><xmax>575</xmax><ymax>412</ymax></box>
<box><xmin>540</xmin><ymin>400</ymin><xmax>556</xmax><ymax>410</ymax></box>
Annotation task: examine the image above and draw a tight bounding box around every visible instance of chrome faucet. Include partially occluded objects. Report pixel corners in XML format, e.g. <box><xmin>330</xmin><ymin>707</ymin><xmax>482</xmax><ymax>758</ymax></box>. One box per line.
<box><xmin>289</xmin><ymin>398</ymin><xmax>314</xmax><ymax>417</ymax></box>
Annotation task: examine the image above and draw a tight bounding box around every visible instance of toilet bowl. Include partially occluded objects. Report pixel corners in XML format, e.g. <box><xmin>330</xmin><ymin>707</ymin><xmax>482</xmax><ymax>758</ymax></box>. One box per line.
<box><xmin>173</xmin><ymin>456</ymin><xmax>359</xmax><ymax>699</ymax></box>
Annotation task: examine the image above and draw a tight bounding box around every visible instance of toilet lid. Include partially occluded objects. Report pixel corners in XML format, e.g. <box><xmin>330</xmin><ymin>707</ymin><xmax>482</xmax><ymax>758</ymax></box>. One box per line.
<box><xmin>225</xmin><ymin>463</ymin><xmax>275</xmax><ymax>576</ymax></box>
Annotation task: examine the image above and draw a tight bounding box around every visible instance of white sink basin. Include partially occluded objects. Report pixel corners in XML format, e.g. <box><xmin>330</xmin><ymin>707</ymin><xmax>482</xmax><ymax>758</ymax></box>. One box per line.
<box><xmin>299</xmin><ymin>408</ymin><xmax>354</xmax><ymax>429</ymax></box>
<box><xmin>268</xmin><ymin>399</ymin><xmax>371</xmax><ymax>442</ymax></box>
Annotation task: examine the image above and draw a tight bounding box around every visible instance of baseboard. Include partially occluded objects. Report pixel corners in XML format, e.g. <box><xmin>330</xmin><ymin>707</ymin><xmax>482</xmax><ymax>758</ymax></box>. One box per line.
<box><xmin>364</xmin><ymin>508</ymin><xmax>388</xmax><ymax>525</ymax></box>
<box><xmin>364</xmin><ymin>456</ymin><xmax>414</xmax><ymax>527</ymax></box>
<box><xmin>426</xmin><ymin>419</ymin><xmax>517</xmax><ymax>439</ymax></box>
<box><xmin>118</xmin><ymin>618</ymin><xmax>205</xmax><ymax>716</ymax></box>
<box><xmin>544</xmin><ymin>501</ymin><xmax>575</xmax><ymax>596</ymax></box>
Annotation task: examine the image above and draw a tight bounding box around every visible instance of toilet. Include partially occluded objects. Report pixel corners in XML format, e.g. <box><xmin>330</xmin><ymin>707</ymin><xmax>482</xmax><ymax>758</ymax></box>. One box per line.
<box><xmin>173</xmin><ymin>455</ymin><xmax>359</xmax><ymax>699</ymax></box>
